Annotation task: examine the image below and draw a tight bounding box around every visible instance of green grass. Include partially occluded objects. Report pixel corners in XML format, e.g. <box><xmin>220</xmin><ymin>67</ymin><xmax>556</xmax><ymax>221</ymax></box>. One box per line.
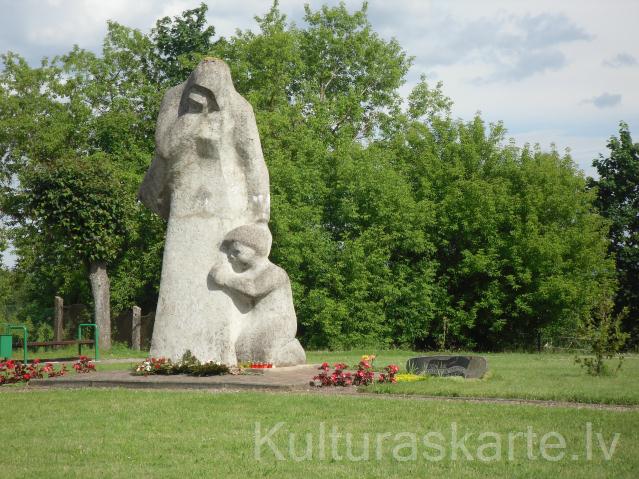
<box><xmin>306</xmin><ymin>350</ymin><xmax>639</xmax><ymax>405</ymax></box>
<box><xmin>1</xmin><ymin>388</ymin><xmax>637</xmax><ymax>478</ymax></box>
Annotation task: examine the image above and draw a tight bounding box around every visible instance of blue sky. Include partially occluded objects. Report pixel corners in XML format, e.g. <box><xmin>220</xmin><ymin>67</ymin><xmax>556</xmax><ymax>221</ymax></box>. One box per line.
<box><xmin>1</xmin><ymin>0</ymin><xmax>638</xmax><ymax>265</ymax></box>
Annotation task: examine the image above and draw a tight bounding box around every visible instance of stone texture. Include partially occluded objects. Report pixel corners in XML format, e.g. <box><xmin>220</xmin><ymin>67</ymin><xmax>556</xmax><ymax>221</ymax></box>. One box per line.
<box><xmin>131</xmin><ymin>306</ymin><xmax>141</xmax><ymax>351</ymax></box>
<box><xmin>139</xmin><ymin>58</ymin><xmax>304</xmax><ymax>367</ymax></box>
<box><xmin>406</xmin><ymin>355</ymin><xmax>488</xmax><ymax>379</ymax></box>
<box><xmin>209</xmin><ymin>224</ymin><xmax>305</xmax><ymax>366</ymax></box>
<box><xmin>29</xmin><ymin>364</ymin><xmax>319</xmax><ymax>391</ymax></box>
<box><xmin>54</xmin><ymin>296</ymin><xmax>64</xmax><ymax>342</ymax></box>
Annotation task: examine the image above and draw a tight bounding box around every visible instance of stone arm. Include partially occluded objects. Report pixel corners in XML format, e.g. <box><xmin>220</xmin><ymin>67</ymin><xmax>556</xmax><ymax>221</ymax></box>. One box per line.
<box><xmin>234</xmin><ymin>100</ymin><xmax>270</xmax><ymax>223</ymax></box>
<box><xmin>211</xmin><ymin>262</ymin><xmax>286</xmax><ymax>299</ymax></box>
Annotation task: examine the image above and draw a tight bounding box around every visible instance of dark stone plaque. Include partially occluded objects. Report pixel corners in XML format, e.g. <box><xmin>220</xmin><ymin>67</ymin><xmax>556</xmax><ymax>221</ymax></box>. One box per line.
<box><xmin>406</xmin><ymin>355</ymin><xmax>487</xmax><ymax>379</ymax></box>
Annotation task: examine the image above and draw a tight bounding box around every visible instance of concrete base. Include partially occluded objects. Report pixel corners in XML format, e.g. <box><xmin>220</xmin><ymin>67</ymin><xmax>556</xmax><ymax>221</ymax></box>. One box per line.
<box><xmin>28</xmin><ymin>364</ymin><xmax>318</xmax><ymax>391</ymax></box>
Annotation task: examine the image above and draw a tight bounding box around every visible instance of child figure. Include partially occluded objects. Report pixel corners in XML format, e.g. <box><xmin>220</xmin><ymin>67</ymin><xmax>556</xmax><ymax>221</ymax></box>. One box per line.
<box><xmin>209</xmin><ymin>224</ymin><xmax>306</xmax><ymax>366</ymax></box>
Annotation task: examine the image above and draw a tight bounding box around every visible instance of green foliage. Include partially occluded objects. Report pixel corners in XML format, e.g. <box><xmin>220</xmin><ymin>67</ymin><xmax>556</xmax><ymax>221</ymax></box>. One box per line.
<box><xmin>575</xmin><ymin>293</ymin><xmax>629</xmax><ymax>376</ymax></box>
<box><xmin>0</xmin><ymin>17</ymin><xmax>167</xmax><ymax>320</ymax></box>
<box><xmin>590</xmin><ymin>122</ymin><xmax>639</xmax><ymax>344</ymax></box>
<box><xmin>151</xmin><ymin>2</ymin><xmax>215</xmax><ymax>85</ymax></box>
<box><xmin>386</xmin><ymin>105</ymin><xmax>613</xmax><ymax>349</ymax></box>
<box><xmin>13</xmin><ymin>156</ymin><xmax>132</xmax><ymax>265</ymax></box>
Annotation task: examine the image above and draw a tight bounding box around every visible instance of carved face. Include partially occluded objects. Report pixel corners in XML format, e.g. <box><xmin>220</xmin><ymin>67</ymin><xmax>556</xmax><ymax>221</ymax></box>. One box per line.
<box><xmin>227</xmin><ymin>240</ymin><xmax>258</xmax><ymax>268</ymax></box>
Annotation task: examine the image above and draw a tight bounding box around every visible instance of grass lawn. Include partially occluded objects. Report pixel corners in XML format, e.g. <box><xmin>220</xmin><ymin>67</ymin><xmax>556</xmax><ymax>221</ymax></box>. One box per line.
<box><xmin>1</xmin><ymin>388</ymin><xmax>637</xmax><ymax>478</ymax></box>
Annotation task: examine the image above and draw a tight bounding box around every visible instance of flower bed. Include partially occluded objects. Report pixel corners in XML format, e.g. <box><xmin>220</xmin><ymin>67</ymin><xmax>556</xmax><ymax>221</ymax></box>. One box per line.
<box><xmin>1</xmin><ymin>356</ymin><xmax>96</xmax><ymax>385</ymax></box>
<box><xmin>134</xmin><ymin>351</ymin><xmax>230</xmax><ymax>377</ymax></box>
<box><xmin>310</xmin><ymin>355</ymin><xmax>399</xmax><ymax>387</ymax></box>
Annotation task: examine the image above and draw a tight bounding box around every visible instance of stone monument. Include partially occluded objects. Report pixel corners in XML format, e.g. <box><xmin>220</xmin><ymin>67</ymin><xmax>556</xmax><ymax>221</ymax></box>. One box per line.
<box><xmin>406</xmin><ymin>355</ymin><xmax>487</xmax><ymax>379</ymax></box>
<box><xmin>139</xmin><ymin>58</ymin><xmax>305</xmax><ymax>366</ymax></box>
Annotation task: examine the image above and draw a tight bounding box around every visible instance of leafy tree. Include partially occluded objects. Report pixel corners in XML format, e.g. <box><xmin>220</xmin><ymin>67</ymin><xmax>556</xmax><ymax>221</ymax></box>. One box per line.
<box><xmin>0</xmin><ymin>23</ymin><xmax>160</xmax><ymax>348</ymax></box>
<box><xmin>6</xmin><ymin>157</ymin><xmax>133</xmax><ymax>349</ymax></box>
<box><xmin>151</xmin><ymin>2</ymin><xmax>215</xmax><ymax>85</ymax></box>
<box><xmin>575</xmin><ymin>287</ymin><xmax>629</xmax><ymax>376</ymax></box>
<box><xmin>590</xmin><ymin>122</ymin><xmax>639</xmax><ymax>344</ymax></box>
<box><xmin>385</xmin><ymin>82</ymin><xmax>614</xmax><ymax>349</ymax></box>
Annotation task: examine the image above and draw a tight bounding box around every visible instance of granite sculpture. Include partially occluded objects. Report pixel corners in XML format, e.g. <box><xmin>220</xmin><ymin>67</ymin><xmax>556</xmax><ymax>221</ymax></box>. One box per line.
<box><xmin>138</xmin><ymin>58</ymin><xmax>305</xmax><ymax>366</ymax></box>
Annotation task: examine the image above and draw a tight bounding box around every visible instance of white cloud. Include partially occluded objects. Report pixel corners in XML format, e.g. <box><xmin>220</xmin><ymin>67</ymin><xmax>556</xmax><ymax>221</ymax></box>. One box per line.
<box><xmin>583</xmin><ymin>92</ymin><xmax>622</xmax><ymax>109</ymax></box>
<box><xmin>603</xmin><ymin>52</ymin><xmax>638</xmax><ymax>68</ymax></box>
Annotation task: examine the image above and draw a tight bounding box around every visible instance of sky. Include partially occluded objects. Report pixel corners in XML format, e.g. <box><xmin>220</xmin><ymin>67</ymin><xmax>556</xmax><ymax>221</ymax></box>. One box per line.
<box><xmin>1</xmin><ymin>0</ymin><xmax>638</xmax><ymax>265</ymax></box>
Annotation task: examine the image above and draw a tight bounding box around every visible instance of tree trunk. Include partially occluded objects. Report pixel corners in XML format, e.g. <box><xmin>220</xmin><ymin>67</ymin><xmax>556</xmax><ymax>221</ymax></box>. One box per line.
<box><xmin>89</xmin><ymin>261</ymin><xmax>111</xmax><ymax>350</ymax></box>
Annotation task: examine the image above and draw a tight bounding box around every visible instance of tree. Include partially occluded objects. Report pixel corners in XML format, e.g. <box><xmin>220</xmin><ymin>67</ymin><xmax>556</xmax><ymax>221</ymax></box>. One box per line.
<box><xmin>387</xmin><ymin>94</ymin><xmax>614</xmax><ymax>349</ymax></box>
<box><xmin>590</xmin><ymin>122</ymin><xmax>639</xmax><ymax>344</ymax></box>
<box><xmin>5</xmin><ymin>157</ymin><xmax>133</xmax><ymax>349</ymax></box>
<box><xmin>575</xmin><ymin>285</ymin><xmax>629</xmax><ymax>376</ymax></box>
<box><xmin>151</xmin><ymin>2</ymin><xmax>215</xmax><ymax>85</ymax></box>
<box><xmin>0</xmin><ymin>25</ymin><xmax>157</xmax><ymax>348</ymax></box>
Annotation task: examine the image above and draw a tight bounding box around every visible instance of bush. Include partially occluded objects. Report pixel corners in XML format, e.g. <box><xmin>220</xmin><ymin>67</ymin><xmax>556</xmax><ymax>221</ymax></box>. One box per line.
<box><xmin>575</xmin><ymin>296</ymin><xmax>629</xmax><ymax>376</ymax></box>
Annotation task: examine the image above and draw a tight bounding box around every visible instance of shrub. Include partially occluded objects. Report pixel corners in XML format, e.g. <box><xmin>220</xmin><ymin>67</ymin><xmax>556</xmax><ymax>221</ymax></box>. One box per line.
<box><xmin>575</xmin><ymin>296</ymin><xmax>629</xmax><ymax>376</ymax></box>
<box><xmin>189</xmin><ymin>362</ymin><xmax>230</xmax><ymax>377</ymax></box>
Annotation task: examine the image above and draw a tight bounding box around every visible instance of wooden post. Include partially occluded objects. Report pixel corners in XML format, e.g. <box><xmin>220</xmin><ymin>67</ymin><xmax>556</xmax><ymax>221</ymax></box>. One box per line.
<box><xmin>54</xmin><ymin>296</ymin><xmax>64</xmax><ymax>342</ymax></box>
<box><xmin>132</xmin><ymin>306</ymin><xmax>141</xmax><ymax>351</ymax></box>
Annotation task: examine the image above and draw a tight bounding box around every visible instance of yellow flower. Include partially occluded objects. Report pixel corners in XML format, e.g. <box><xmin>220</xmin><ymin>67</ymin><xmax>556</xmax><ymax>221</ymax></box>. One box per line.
<box><xmin>395</xmin><ymin>373</ymin><xmax>426</xmax><ymax>383</ymax></box>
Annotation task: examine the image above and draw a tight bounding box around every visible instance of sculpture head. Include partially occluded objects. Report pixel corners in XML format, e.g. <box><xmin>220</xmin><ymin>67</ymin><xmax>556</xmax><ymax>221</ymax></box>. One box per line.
<box><xmin>222</xmin><ymin>224</ymin><xmax>272</xmax><ymax>268</ymax></box>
